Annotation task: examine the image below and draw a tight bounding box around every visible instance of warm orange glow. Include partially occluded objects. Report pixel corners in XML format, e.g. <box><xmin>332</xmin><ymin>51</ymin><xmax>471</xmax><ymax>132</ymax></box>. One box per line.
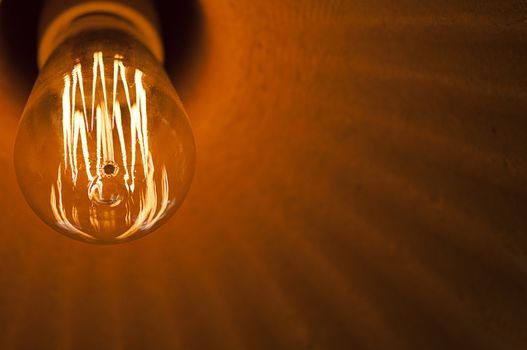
<box><xmin>50</xmin><ymin>51</ymin><xmax>171</xmax><ymax>241</ymax></box>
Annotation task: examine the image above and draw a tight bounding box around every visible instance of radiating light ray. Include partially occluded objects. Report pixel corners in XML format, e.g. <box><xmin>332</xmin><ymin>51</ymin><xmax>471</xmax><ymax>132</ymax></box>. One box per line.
<box><xmin>135</xmin><ymin>70</ymin><xmax>149</xmax><ymax>171</ymax></box>
<box><xmin>116</xmin><ymin>58</ymin><xmax>139</xmax><ymax>192</ymax></box>
<box><xmin>112</xmin><ymin>59</ymin><xmax>119</xmax><ymax>129</ymax></box>
<box><xmin>72</xmin><ymin>110</ymin><xmax>80</xmax><ymax>183</ymax></box>
<box><xmin>96</xmin><ymin>106</ymin><xmax>102</xmax><ymax>172</ymax></box>
<box><xmin>131</xmin><ymin>97</ymin><xmax>148</xmax><ymax>178</ymax></box>
<box><xmin>62</xmin><ymin>76</ymin><xmax>72</xmax><ymax>172</ymax></box>
<box><xmin>52</xmin><ymin>50</ymin><xmax>172</xmax><ymax>239</ymax></box>
<box><xmin>74</xmin><ymin>111</ymin><xmax>94</xmax><ymax>180</ymax></box>
<box><xmin>117</xmin><ymin>61</ymin><xmax>134</xmax><ymax>116</ymax></box>
<box><xmin>73</xmin><ymin>64</ymin><xmax>89</xmax><ymax>131</ymax></box>
<box><xmin>96</xmin><ymin>52</ymin><xmax>110</xmax><ymax>127</ymax></box>
<box><xmin>113</xmin><ymin>101</ymin><xmax>130</xmax><ymax>192</ymax></box>
<box><xmin>130</xmin><ymin>104</ymin><xmax>138</xmax><ymax>192</ymax></box>
<box><xmin>91</xmin><ymin>52</ymin><xmax>98</xmax><ymax>130</ymax></box>
<box><xmin>93</xmin><ymin>52</ymin><xmax>115</xmax><ymax>164</ymax></box>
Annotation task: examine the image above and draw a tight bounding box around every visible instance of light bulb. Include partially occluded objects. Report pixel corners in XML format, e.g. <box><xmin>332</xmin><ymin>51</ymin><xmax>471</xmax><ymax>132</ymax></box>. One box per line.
<box><xmin>14</xmin><ymin>2</ymin><xmax>195</xmax><ymax>244</ymax></box>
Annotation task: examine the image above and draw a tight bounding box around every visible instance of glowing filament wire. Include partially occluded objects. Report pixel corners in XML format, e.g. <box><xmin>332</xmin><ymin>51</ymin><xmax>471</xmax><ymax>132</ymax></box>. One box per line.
<box><xmin>50</xmin><ymin>51</ymin><xmax>171</xmax><ymax>240</ymax></box>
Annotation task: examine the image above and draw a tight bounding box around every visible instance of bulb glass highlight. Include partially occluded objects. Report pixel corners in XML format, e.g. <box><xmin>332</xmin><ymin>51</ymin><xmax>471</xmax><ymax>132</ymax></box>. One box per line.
<box><xmin>15</xmin><ymin>29</ymin><xmax>195</xmax><ymax>243</ymax></box>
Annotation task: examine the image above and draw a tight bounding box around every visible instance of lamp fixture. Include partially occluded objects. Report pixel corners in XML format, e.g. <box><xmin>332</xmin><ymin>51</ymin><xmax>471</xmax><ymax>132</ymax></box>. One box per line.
<box><xmin>14</xmin><ymin>0</ymin><xmax>196</xmax><ymax>244</ymax></box>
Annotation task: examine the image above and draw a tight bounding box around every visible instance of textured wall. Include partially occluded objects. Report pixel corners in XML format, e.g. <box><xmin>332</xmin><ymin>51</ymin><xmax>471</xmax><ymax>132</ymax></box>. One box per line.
<box><xmin>0</xmin><ymin>0</ymin><xmax>526</xmax><ymax>349</ymax></box>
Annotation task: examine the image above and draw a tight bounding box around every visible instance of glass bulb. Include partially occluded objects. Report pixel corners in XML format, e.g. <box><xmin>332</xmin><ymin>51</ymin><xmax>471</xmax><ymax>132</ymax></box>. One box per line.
<box><xmin>15</xmin><ymin>29</ymin><xmax>196</xmax><ymax>244</ymax></box>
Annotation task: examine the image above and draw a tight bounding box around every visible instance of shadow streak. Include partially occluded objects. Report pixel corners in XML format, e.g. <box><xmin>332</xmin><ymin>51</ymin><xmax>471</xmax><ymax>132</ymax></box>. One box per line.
<box><xmin>154</xmin><ymin>0</ymin><xmax>205</xmax><ymax>90</ymax></box>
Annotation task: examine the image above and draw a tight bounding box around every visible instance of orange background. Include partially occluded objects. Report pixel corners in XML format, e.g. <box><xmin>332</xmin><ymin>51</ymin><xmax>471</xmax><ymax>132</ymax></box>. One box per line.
<box><xmin>0</xmin><ymin>0</ymin><xmax>526</xmax><ymax>349</ymax></box>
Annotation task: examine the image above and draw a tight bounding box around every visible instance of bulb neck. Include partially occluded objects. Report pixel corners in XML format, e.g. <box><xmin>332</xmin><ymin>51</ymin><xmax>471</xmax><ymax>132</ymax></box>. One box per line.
<box><xmin>38</xmin><ymin>0</ymin><xmax>164</xmax><ymax>69</ymax></box>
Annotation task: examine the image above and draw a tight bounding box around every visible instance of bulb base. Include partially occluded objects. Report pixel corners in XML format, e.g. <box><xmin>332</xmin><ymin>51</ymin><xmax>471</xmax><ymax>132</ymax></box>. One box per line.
<box><xmin>38</xmin><ymin>0</ymin><xmax>164</xmax><ymax>68</ymax></box>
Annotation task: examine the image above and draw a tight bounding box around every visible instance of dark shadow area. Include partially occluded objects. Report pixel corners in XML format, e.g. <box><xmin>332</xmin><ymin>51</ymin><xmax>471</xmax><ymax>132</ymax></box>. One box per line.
<box><xmin>0</xmin><ymin>0</ymin><xmax>42</xmax><ymax>98</ymax></box>
<box><xmin>153</xmin><ymin>0</ymin><xmax>205</xmax><ymax>90</ymax></box>
<box><xmin>0</xmin><ymin>0</ymin><xmax>204</xmax><ymax>97</ymax></box>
